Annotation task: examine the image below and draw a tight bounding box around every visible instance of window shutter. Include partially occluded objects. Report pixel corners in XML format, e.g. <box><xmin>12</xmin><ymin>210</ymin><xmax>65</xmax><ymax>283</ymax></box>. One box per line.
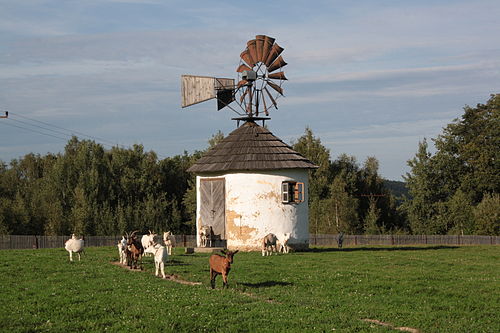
<box><xmin>296</xmin><ymin>182</ymin><xmax>304</xmax><ymax>202</ymax></box>
<box><xmin>282</xmin><ymin>182</ymin><xmax>289</xmax><ymax>203</ymax></box>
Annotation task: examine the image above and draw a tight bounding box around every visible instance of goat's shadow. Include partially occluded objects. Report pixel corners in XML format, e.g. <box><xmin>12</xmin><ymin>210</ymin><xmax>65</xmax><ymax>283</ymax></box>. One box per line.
<box><xmin>142</xmin><ymin>258</ymin><xmax>189</xmax><ymax>266</ymax></box>
<box><xmin>238</xmin><ymin>281</ymin><xmax>293</xmax><ymax>288</ymax></box>
<box><xmin>306</xmin><ymin>245</ymin><xmax>459</xmax><ymax>253</ymax></box>
<box><xmin>166</xmin><ymin>259</ymin><xmax>189</xmax><ymax>266</ymax></box>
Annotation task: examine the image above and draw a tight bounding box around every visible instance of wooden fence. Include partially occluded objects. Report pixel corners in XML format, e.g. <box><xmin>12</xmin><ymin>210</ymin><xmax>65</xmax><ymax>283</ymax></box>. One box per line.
<box><xmin>0</xmin><ymin>234</ymin><xmax>497</xmax><ymax>250</ymax></box>
<box><xmin>309</xmin><ymin>234</ymin><xmax>499</xmax><ymax>247</ymax></box>
<box><xmin>0</xmin><ymin>235</ymin><xmax>197</xmax><ymax>250</ymax></box>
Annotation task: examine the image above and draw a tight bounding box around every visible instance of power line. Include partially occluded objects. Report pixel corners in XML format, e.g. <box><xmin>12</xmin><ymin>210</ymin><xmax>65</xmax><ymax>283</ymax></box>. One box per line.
<box><xmin>1</xmin><ymin>119</ymin><xmax>124</xmax><ymax>151</ymax></box>
<box><xmin>9</xmin><ymin>118</ymin><xmax>94</xmax><ymax>143</ymax></box>
<box><xmin>1</xmin><ymin>111</ymin><xmax>169</xmax><ymax>160</ymax></box>
<box><xmin>8</xmin><ymin>111</ymin><xmax>121</xmax><ymax>147</ymax></box>
<box><xmin>0</xmin><ymin>119</ymin><xmax>71</xmax><ymax>142</ymax></box>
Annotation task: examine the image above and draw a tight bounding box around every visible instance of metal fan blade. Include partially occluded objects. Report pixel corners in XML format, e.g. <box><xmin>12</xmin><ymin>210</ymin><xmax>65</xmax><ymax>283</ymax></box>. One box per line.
<box><xmin>246</xmin><ymin>103</ymin><xmax>252</xmax><ymax>115</ymax></box>
<box><xmin>267</xmin><ymin>71</ymin><xmax>287</xmax><ymax>80</ymax></box>
<box><xmin>261</xmin><ymin>90</ymin><xmax>269</xmax><ymax>116</ymax></box>
<box><xmin>267</xmin><ymin>80</ymin><xmax>283</xmax><ymax>95</ymax></box>
<box><xmin>240</xmin><ymin>87</ymin><xmax>249</xmax><ymax>103</ymax></box>
<box><xmin>261</xmin><ymin>36</ymin><xmax>275</xmax><ymax>64</ymax></box>
<box><xmin>237</xmin><ymin>79</ymin><xmax>248</xmax><ymax>88</ymax></box>
<box><xmin>264</xmin><ymin>87</ymin><xmax>278</xmax><ymax>109</ymax></box>
<box><xmin>255</xmin><ymin>35</ymin><xmax>265</xmax><ymax>62</ymax></box>
<box><xmin>265</xmin><ymin>43</ymin><xmax>284</xmax><ymax>67</ymax></box>
<box><xmin>237</xmin><ymin>64</ymin><xmax>252</xmax><ymax>72</ymax></box>
<box><xmin>247</xmin><ymin>40</ymin><xmax>258</xmax><ymax>67</ymax></box>
<box><xmin>267</xmin><ymin>56</ymin><xmax>287</xmax><ymax>73</ymax></box>
<box><xmin>240</xmin><ymin>50</ymin><xmax>255</xmax><ymax>67</ymax></box>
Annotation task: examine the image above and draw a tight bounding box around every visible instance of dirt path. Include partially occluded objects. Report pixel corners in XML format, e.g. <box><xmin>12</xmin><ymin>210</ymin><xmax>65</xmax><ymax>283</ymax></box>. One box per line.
<box><xmin>112</xmin><ymin>261</ymin><xmax>285</xmax><ymax>302</ymax></box>
<box><xmin>362</xmin><ymin>319</ymin><xmax>420</xmax><ymax>333</ymax></box>
<box><xmin>111</xmin><ymin>261</ymin><xmax>201</xmax><ymax>285</ymax></box>
<box><xmin>233</xmin><ymin>289</ymin><xmax>281</xmax><ymax>304</ymax></box>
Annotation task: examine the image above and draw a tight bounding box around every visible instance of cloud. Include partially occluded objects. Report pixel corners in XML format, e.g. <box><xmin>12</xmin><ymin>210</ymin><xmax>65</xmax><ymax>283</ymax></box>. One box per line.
<box><xmin>0</xmin><ymin>18</ymin><xmax>68</xmax><ymax>37</ymax></box>
<box><xmin>1</xmin><ymin>0</ymin><xmax>499</xmax><ymax>181</ymax></box>
<box><xmin>292</xmin><ymin>61</ymin><xmax>498</xmax><ymax>85</ymax></box>
<box><xmin>0</xmin><ymin>58</ymin><xmax>159</xmax><ymax>79</ymax></box>
<box><xmin>282</xmin><ymin>59</ymin><xmax>499</xmax><ymax>106</ymax></box>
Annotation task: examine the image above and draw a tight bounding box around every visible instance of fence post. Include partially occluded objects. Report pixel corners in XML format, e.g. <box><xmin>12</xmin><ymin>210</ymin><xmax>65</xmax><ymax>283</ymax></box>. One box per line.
<box><xmin>183</xmin><ymin>234</ymin><xmax>187</xmax><ymax>247</ymax></box>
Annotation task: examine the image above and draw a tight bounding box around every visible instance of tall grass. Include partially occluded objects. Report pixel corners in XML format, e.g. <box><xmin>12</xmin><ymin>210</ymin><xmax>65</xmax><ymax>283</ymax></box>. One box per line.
<box><xmin>0</xmin><ymin>245</ymin><xmax>498</xmax><ymax>332</ymax></box>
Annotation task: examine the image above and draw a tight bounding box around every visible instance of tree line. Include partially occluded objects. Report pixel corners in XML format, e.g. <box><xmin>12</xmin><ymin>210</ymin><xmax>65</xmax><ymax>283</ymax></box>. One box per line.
<box><xmin>401</xmin><ymin>94</ymin><xmax>499</xmax><ymax>235</ymax></box>
<box><xmin>0</xmin><ymin>139</ymin><xmax>201</xmax><ymax>236</ymax></box>
<box><xmin>0</xmin><ymin>95</ymin><xmax>498</xmax><ymax>236</ymax></box>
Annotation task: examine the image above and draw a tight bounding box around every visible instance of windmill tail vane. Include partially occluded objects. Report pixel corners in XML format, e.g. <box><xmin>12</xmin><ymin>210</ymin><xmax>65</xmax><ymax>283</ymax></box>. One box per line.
<box><xmin>181</xmin><ymin>35</ymin><xmax>287</xmax><ymax>120</ymax></box>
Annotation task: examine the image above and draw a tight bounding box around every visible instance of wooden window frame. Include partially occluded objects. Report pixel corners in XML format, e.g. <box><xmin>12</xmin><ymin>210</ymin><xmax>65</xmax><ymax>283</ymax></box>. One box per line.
<box><xmin>282</xmin><ymin>181</ymin><xmax>304</xmax><ymax>204</ymax></box>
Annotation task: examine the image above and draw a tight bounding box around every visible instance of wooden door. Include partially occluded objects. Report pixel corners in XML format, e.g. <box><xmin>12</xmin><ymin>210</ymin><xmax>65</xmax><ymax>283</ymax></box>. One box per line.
<box><xmin>200</xmin><ymin>178</ymin><xmax>225</xmax><ymax>240</ymax></box>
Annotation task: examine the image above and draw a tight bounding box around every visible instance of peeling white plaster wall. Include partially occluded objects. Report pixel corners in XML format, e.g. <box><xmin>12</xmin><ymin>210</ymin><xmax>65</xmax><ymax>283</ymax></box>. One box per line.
<box><xmin>195</xmin><ymin>169</ymin><xmax>309</xmax><ymax>251</ymax></box>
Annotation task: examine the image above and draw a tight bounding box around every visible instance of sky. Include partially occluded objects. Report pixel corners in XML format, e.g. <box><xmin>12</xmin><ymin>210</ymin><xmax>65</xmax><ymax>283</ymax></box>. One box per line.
<box><xmin>1</xmin><ymin>0</ymin><xmax>499</xmax><ymax>180</ymax></box>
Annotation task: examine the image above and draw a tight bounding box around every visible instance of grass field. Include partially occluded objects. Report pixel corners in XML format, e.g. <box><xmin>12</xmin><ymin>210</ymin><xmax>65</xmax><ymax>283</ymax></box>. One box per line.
<box><xmin>0</xmin><ymin>245</ymin><xmax>498</xmax><ymax>332</ymax></box>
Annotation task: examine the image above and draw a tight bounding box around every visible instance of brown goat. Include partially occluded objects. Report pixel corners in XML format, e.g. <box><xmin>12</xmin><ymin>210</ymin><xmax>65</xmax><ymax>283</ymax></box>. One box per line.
<box><xmin>126</xmin><ymin>231</ymin><xmax>144</xmax><ymax>269</ymax></box>
<box><xmin>209</xmin><ymin>249</ymin><xmax>238</xmax><ymax>289</ymax></box>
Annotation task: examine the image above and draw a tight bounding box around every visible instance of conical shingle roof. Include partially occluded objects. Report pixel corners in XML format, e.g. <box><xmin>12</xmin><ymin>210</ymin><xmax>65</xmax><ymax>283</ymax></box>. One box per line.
<box><xmin>188</xmin><ymin>121</ymin><xmax>318</xmax><ymax>173</ymax></box>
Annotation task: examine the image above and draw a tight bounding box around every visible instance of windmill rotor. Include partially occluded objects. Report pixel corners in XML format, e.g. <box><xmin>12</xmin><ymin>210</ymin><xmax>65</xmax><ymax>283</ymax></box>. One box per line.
<box><xmin>236</xmin><ymin>35</ymin><xmax>287</xmax><ymax>117</ymax></box>
<box><xmin>181</xmin><ymin>35</ymin><xmax>287</xmax><ymax>120</ymax></box>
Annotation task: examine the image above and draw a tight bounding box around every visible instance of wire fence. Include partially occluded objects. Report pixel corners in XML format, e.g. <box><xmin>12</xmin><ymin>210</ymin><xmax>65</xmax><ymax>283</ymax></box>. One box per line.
<box><xmin>0</xmin><ymin>235</ymin><xmax>197</xmax><ymax>250</ymax></box>
<box><xmin>309</xmin><ymin>234</ymin><xmax>499</xmax><ymax>247</ymax></box>
<box><xmin>0</xmin><ymin>234</ymin><xmax>498</xmax><ymax>250</ymax></box>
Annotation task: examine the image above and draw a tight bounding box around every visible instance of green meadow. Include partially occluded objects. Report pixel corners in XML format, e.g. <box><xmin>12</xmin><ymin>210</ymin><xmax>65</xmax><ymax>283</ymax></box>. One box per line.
<box><xmin>1</xmin><ymin>245</ymin><xmax>498</xmax><ymax>332</ymax></box>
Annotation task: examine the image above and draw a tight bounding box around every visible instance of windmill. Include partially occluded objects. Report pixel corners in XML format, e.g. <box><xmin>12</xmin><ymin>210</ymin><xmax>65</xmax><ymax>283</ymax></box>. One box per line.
<box><xmin>181</xmin><ymin>35</ymin><xmax>287</xmax><ymax>122</ymax></box>
<box><xmin>183</xmin><ymin>35</ymin><xmax>318</xmax><ymax>252</ymax></box>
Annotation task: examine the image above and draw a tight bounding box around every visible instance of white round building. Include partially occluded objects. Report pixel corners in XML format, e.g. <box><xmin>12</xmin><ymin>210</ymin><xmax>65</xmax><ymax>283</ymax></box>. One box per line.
<box><xmin>188</xmin><ymin>120</ymin><xmax>318</xmax><ymax>251</ymax></box>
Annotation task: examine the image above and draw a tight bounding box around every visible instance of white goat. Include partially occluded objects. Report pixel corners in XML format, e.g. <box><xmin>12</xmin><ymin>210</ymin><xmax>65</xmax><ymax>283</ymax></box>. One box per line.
<box><xmin>199</xmin><ymin>226</ymin><xmax>212</xmax><ymax>247</ymax></box>
<box><xmin>144</xmin><ymin>243</ymin><xmax>168</xmax><ymax>278</ymax></box>
<box><xmin>65</xmin><ymin>234</ymin><xmax>84</xmax><ymax>261</ymax></box>
<box><xmin>117</xmin><ymin>236</ymin><xmax>127</xmax><ymax>264</ymax></box>
<box><xmin>262</xmin><ymin>233</ymin><xmax>278</xmax><ymax>256</ymax></box>
<box><xmin>141</xmin><ymin>231</ymin><xmax>156</xmax><ymax>257</ymax></box>
<box><xmin>163</xmin><ymin>231</ymin><xmax>175</xmax><ymax>256</ymax></box>
<box><xmin>279</xmin><ymin>233</ymin><xmax>291</xmax><ymax>254</ymax></box>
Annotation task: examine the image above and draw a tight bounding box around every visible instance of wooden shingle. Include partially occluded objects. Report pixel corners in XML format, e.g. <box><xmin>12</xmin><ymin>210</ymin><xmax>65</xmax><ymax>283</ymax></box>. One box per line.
<box><xmin>188</xmin><ymin>121</ymin><xmax>318</xmax><ymax>173</ymax></box>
